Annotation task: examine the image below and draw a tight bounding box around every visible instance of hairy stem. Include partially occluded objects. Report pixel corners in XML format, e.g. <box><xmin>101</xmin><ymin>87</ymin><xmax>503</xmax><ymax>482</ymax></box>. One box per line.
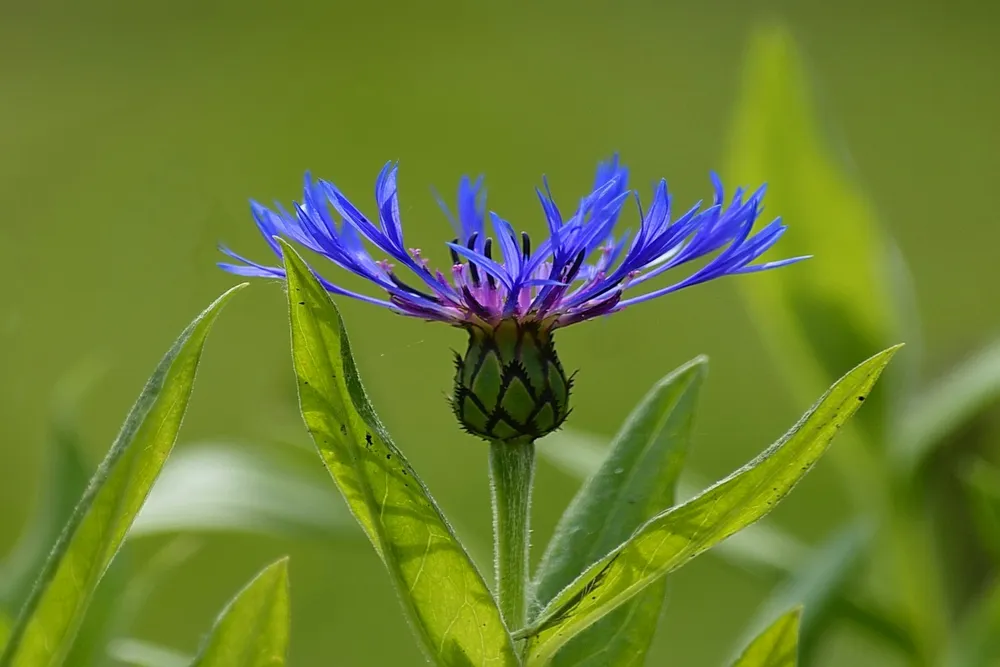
<box><xmin>489</xmin><ymin>438</ymin><xmax>535</xmax><ymax>631</ymax></box>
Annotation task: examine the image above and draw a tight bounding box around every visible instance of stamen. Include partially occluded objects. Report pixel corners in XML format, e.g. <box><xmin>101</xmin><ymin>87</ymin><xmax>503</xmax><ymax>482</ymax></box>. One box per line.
<box><xmin>409</xmin><ymin>247</ymin><xmax>429</xmax><ymax>269</ymax></box>
<box><xmin>521</xmin><ymin>232</ymin><xmax>531</xmax><ymax>259</ymax></box>
<box><xmin>484</xmin><ymin>238</ymin><xmax>493</xmax><ymax>260</ymax></box>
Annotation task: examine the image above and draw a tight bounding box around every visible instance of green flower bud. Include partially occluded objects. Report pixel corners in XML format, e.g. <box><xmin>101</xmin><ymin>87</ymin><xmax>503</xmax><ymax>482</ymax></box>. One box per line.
<box><xmin>452</xmin><ymin>319</ymin><xmax>572</xmax><ymax>443</ymax></box>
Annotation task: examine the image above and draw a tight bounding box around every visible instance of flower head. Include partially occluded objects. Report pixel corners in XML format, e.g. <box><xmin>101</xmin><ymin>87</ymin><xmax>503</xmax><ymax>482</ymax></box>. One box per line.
<box><xmin>220</xmin><ymin>156</ymin><xmax>805</xmax><ymax>329</ymax></box>
<box><xmin>221</xmin><ymin>156</ymin><xmax>806</xmax><ymax>442</ymax></box>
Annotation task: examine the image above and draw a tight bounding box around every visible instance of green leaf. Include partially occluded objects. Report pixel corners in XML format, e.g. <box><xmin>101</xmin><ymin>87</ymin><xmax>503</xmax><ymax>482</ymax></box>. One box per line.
<box><xmin>740</xmin><ymin>521</ymin><xmax>871</xmax><ymax>662</ymax></box>
<box><xmin>0</xmin><ymin>284</ymin><xmax>246</xmax><ymax>667</ymax></box>
<box><xmin>107</xmin><ymin>638</ymin><xmax>190</xmax><ymax>667</ymax></box>
<box><xmin>0</xmin><ymin>612</ymin><xmax>9</xmax><ymax>653</ymax></box>
<box><xmin>132</xmin><ymin>442</ymin><xmax>353</xmax><ymax>539</ymax></box>
<box><xmin>190</xmin><ymin>558</ymin><xmax>290</xmax><ymax>667</ymax></box>
<box><xmin>533</xmin><ymin>358</ymin><xmax>706</xmax><ymax>666</ymax></box>
<box><xmin>732</xmin><ymin>608</ymin><xmax>801</xmax><ymax>667</ymax></box>
<box><xmin>0</xmin><ymin>362</ymin><xmax>97</xmax><ymax>610</ymax></box>
<box><xmin>280</xmin><ymin>241</ymin><xmax>517</xmax><ymax>667</ymax></box>
<box><xmin>963</xmin><ymin>460</ymin><xmax>1000</xmax><ymax>564</ymax></box>
<box><xmin>944</xmin><ymin>576</ymin><xmax>1000</xmax><ymax>667</ymax></box>
<box><xmin>519</xmin><ymin>346</ymin><xmax>899</xmax><ymax>665</ymax></box>
<box><xmin>539</xmin><ymin>430</ymin><xmax>810</xmax><ymax>577</ymax></box>
<box><xmin>897</xmin><ymin>338</ymin><xmax>1000</xmax><ymax>471</ymax></box>
<box><xmin>62</xmin><ymin>550</ymin><xmax>131</xmax><ymax>667</ymax></box>
<box><xmin>112</xmin><ymin>537</ymin><xmax>201</xmax><ymax>638</ymax></box>
<box><xmin>727</xmin><ymin>23</ymin><xmax>894</xmax><ymax>427</ymax></box>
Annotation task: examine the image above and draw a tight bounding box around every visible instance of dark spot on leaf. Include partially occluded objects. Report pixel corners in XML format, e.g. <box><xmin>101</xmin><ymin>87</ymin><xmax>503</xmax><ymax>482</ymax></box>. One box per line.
<box><xmin>298</xmin><ymin>301</ymin><xmax>305</xmax><ymax>305</ymax></box>
<box><xmin>386</xmin><ymin>453</ymin><xmax>392</xmax><ymax>460</ymax></box>
<box><xmin>340</xmin><ymin>424</ymin><xmax>347</xmax><ymax>435</ymax></box>
<box><xmin>857</xmin><ymin>395</ymin><xmax>866</xmax><ymax>401</ymax></box>
<box><xmin>365</xmin><ymin>433</ymin><xmax>373</xmax><ymax>446</ymax></box>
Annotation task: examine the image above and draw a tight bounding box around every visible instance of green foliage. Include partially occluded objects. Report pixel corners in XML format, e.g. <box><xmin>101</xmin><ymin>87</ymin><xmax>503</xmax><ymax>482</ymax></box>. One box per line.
<box><xmin>538</xmin><ymin>430</ymin><xmax>811</xmax><ymax>576</ymax></box>
<box><xmin>944</xmin><ymin>577</ymin><xmax>1000</xmax><ymax>667</ymax></box>
<box><xmin>107</xmin><ymin>638</ymin><xmax>190</xmax><ymax>667</ymax></box>
<box><xmin>898</xmin><ymin>338</ymin><xmax>1000</xmax><ymax>470</ymax></box>
<box><xmin>133</xmin><ymin>442</ymin><xmax>353</xmax><ymax>540</ymax></box>
<box><xmin>728</xmin><ymin>21</ymin><xmax>1000</xmax><ymax>666</ymax></box>
<box><xmin>0</xmin><ymin>284</ymin><xmax>245</xmax><ymax>667</ymax></box>
<box><xmin>518</xmin><ymin>346</ymin><xmax>898</xmax><ymax>665</ymax></box>
<box><xmin>739</xmin><ymin>521</ymin><xmax>871</xmax><ymax>662</ymax></box>
<box><xmin>279</xmin><ymin>240</ymin><xmax>518</xmax><ymax>667</ymax></box>
<box><xmin>191</xmin><ymin>558</ymin><xmax>291</xmax><ymax>667</ymax></box>
<box><xmin>0</xmin><ymin>363</ymin><xmax>95</xmax><ymax>612</ymax></box>
<box><xmin>965</xmin><ymin>461</ymin><xmax>1000</xmax><ymax>565</ymax></box>
<box><xmin>727</xmin><ymin>23</ymin><xmax>894</xmax><ymax>423</ymax></box>
<box><xmin>732</xmin><ymin>608</ymin><xmax>801</xmax><ymax>667</ymax></box>
<box><xmin>533</xmin><ymin>357</ymin><xmax>706</xmax><ymax>666</ymax></box>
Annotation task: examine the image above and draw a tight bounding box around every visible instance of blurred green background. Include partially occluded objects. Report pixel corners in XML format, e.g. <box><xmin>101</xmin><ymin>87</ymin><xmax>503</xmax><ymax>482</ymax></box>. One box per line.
<box><xmin>1</xmin><ymin>0</ymin><xmax>998</xmax><ymax>664</ymax></box>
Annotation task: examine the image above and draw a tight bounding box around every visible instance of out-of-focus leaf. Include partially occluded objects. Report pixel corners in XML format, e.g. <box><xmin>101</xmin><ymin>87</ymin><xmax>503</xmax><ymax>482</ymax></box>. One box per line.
<box><xmin>190</xmin><ymin>558</ymin><xmax>290</xmax><ymax>667</ymax></box>
<box><xmin>132</xmin><ymin>441</ymin><xmax>496</xmax><ymax>568</ymax></box>
<box><xmin>964</xmin><ymin>460</ymin><xmax>1000</xmax><ymax>563</ymax></box>
<box><xmin>897</xmin><ymin>339</ymin><xmax>1000</xmax><ymax>471</ymax></box>
<box><xmin>0</xmin><ymin>284</ymin><xmax>246</xmax><ymax>667</ymax></box>
<box><xmin>732</xmin><ymin>608</ymin><xmax>801</xmax><ymax>667</ymax></box>
<box><xmin>0</xmin><ymin>612</ymin><xmax>9</xmax><ymax>652</ymax></box>
<box><xmin>944</xmin><ymin>577</ymin><xmax>1000</xmax><ymax>667</ymax></box>
<box><xmin>540</xmin><ymin>430</ymin><xmax>809</xmax><ymax>576</ymax></box>
<box><xmin>107</xmin><ymin>638</ymin><xmax>190</xmax><ymax>667</ymax></box>
<box><xmin>727</xmin><ymin>23</ymin><xmax>893</xmax><ymax>435</ymax></box>
<box><xmin>740</xmin><ymin>521</ymin><xmax>871</xmax><ymax>663</ymax></box>
<box><xmin>63</xmin><ymin>550</ymin><xmax>130</xmax><ymax>667</ymax></box>
<box><xmin>132</xmin><ymin>443</ymin><xmax>352</xmax><ymax>539</ymax></box>
<box><xmin>518</xmin><ymin>347</ymin><xmax>898</xmax><ymax>665</ymax></box>
<box><xmin>0</xmin><ymin>362</ymin><xmax>98</xmax><ymax>610</ymax></box>
<box><xmin>114</xmin><ymin>537</ymin><xmax>201</xmax><ymax>636</ymax></box>
<box><xmin>280</xmin><ymin>241</ymin><xmax>517</xmax><ymax>666</ymax></box>
<box><xmin>93</xmin><ymin>540</ymin><xmax>198</xmax><ymax>667</ymax></box>
<box><xmin>533</xmin><ymin>358</ymin><xmax>706</xmax><ymax>666</ymax></box>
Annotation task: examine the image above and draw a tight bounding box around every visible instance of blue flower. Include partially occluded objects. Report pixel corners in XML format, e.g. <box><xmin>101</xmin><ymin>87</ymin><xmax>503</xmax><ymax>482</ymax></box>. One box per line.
<box><xmin>220</xmin><ymin>156</ymin><xmax>806</xmax><ymax>329</ymax></box>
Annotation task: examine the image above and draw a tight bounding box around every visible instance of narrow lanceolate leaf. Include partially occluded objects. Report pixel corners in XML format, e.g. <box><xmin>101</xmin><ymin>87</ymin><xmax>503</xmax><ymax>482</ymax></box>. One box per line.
<box><xmin>191</xmin><ymin>558</ymin><xmax>290</xmax><ymax>667</ymax></box>
<box><xmin>520</xmin><ymin>346</ymin><xmax>899</xmax><ymax>666</ymax></box>
<box><xmin>533</xmin><ymin>358</ymin><xmax>707</xmax><ymax>666</ymax></box>
<box><xmin>728</xmin><ymin>24</ymin><xmax>894</xmax><ymax>428</ymax></box>
<box><xmin>732</xmin><ymin>608</ymin><xmax>801</xmax><ymax>667</ymax></box>
<box><xmin>280</xmin><ymin>240</ymin><xmax>517</xmax><ymax>667</ymax></box>
<box><xmin>0</xmin><ymin>284</ymin><xmax>246</xmax><ymax>667</ymax></box>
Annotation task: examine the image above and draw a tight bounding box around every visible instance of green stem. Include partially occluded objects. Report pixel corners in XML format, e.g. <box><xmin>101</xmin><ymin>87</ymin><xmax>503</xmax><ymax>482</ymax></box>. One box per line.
<box><xmin>489</xmin><ymin>438</ymin><xmax>535</xmax><ymax>631</ymax></box>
